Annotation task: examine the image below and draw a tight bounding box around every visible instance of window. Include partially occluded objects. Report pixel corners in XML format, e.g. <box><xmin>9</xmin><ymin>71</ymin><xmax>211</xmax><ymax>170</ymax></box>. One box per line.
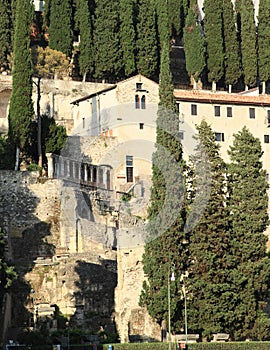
<box><xmin>126</xmin><ymin>155</ymin><xmax>133</xmax><ymax>182</ymax></box>
<box><xmin>267</xmin><ymin>110</ymin><xmax>270</xmax><ymax>125</ymax></box>
<box><xmin>141</xmin><ymin>95</ymin><xmax>146</xmax><ymax>109</ymax></box>
<box><xmin>264</xmin><ymin>135</ymin><xmax>269</xmax><ymax>143</ymax></box>
<box><xmin>126</xmin><ymin>155</ymin><xmax>133</xmax><ymax>166</ymax></box>
<box><xmin>249</xmin><ymin>108</ymin><xmax>255</xmax><ymax>119</ymax></box>
<box><xmin>191</xmin><ymin>104</ymin><xmax>197</xmax><ymax>116</ymax></box>
<box><xmin>136</xmin><ymin>82</ymin><xmax>143</xmax><ymax>91</ymax></box>
<box><xmin>227</xmin><ymin>107</ymin><xmax>232</xmax><ymax>118</ymax></box>
<box><xmin>179</xmin><ymin>131</ymin><xmax>184</xmax><ymax>140</ymax></box>
<box><xmin>214</xmin><ymin>106</ymin><xmax>220</xmax><ymax>117</ymax></box>
<box><xmin>82</xmin><ymin>117</ymin><xmax>85</xmax><ymax>128</ymax></box>
<box><xmin>215</xmin><ymin>132</ymin><xmax>225</xmax><ymax>142</ymax></box>
<box><xmin>135</xmin><ymin>95</ymin><xmax>140</xmax><ymax>109</ymax></box>
<box><xmin>139</xmin><ymin>123</ymin><xmax>144</xmax><ymax>129</ymax></box>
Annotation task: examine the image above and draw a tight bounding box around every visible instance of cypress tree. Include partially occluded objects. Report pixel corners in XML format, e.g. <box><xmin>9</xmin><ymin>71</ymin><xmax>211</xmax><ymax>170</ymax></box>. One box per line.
<box><xmin>183</xmin><ymin>3</ymin><xmax>205</xmax><ymax>84</ymax></box>
<box><xmin>257</xmin><ymin>0</ymin><xmax>270</xmax><ymax>92</ymax></box>
<box><xmin>136</xmin><ymin>0</ymin><xmax>159</xmax><ymax>79</ymax></box>
<box><xmin>0</xmin><ymin>0</ymin><xmax>12</xmax><ymax>71</ymax></box>
<box><xmin>77</xmin><ymin>0</ymin><xmax>94</xmax><ymax>81</ymax></box>
<box><xmin>48</xmin><ymin>0</ymin><xmax>73</xmax><ymax>58</ymax></box>
<box><xmin>203</xmin><ymin>0</ymin><xmax>224</xmax><ymax>85</ymax></box>
<box><xmin>156</xmin><ymin>0</ymin><xmax>170</xmax><ymax>47</ymax></box>
<box><xmin>8</xmin><ymin>0</ymin><xmax>34</xmax><ymax>170</ymax></box>
<box><xmin>167</xmin><ymin>0</ymin><xmax>181</xmax><ymax>38</ymax></box>
<box><xmin>140</xmin><ymin>41</ymin><xmax>186</xmax><ymax>333</ymax></box>
<box><xmin>239</xmin><ymin>0</ymin><xmax>257</xmax><ymax>88</ymax></box>
<box><xmin>119</xmin><ymin>0</ymin><xmax>136</xmax><ymax>77</ymax></box>
<box><xmin>94</xmin><ymin>0</ymin><xmax>122</xmax><ymax>80</ymax></box>
<box><xmin>222</xmin><ymin>0</ymin><xmax>241</xmax><ymax>88</ymax></box>
<box><xmin>227</xmin><ymin>127</ymin><xmax>270</xmax><ymax>340</ymax></box>
<box><xmin>187</xmin><ymin>120</ymin><xmax>232</xmax><ymax>338</ymax></box>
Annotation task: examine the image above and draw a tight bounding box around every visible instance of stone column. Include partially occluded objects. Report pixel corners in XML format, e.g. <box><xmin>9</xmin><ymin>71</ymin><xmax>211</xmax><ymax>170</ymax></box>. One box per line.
<box><xmin>46</xmin><ymin>153</ymin><xmax>54</xmax><ymax>178</ymax></box>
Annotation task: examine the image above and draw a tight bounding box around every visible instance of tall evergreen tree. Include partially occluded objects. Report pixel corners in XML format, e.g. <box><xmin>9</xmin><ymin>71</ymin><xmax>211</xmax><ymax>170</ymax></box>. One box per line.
<box><xmin>203</xmin><ymin>0</ymin><xmax>224</xmax><ymax>85</ymax></box>
<box><xmin>94</xmin><ymin>0</ymin><xmax>122</xmax><ymax>80</ymax></box>
<box><xmin>222</xmin><ymin>0</ymin><xmax>241</xmax><ymax>88</ymax></box>
<box><xmin>48</xmin><ymin>0</ymin><xmax>73</xmax><ymax>58</ymax></box>
<box><xmin>238</xmin><ymin>0</ymin><xmax>257</xmax><ymax>87</ymax></box>
<box><xmin>119</xmin><ymin>0</ymin><xmax>136</xmax><ymax>77</ymax></box>
<box><xmin>187</xmin><ymin>120</ymin><xmax>232</xmax><ymax>338</ymax></box>
<box><xmin>183</xmin><ymin>3</ymin><xmax>205</xmax><ymax>84</ymax></box>
<box><xmin>0</xmin><ymin>0</ymin><xmax>12</xmax><ymax>71</ymax></box>
<box><xmin>8</xmin><ymin>0</ymin><xmax>34</xmax><ymax>170</ymax></box>
<box><xmin>227</xmin><ymin>127</ymin><xmax>270</xmax><ymax>340</ymax></box>
<box><xmin>257</xmin><ymin>0</ymin><xmax>270</xmax><ymax>93</ymax></box>
<box><xmin>136</xmin><ymin>0</ymin><xmax>159</xmax><ymax>80</ymax></box>
<box><xmin>77</xmin><ymin>0</ymin><xmax>94</xmax><ymax>81</ymax></box>
<box><xmin>167</xmin><ymin>0</ymin><xmax>181</xmax><ymax>38</ymax></box>
<box><xmin>140</xmin><ymin>41</ymin><xmax>186</xmax><ymax>333</ymax></box>
<box><xmin>156</xmin><ymin>0</ymin><xmax>170</xmax><ymax>47</ymax></box>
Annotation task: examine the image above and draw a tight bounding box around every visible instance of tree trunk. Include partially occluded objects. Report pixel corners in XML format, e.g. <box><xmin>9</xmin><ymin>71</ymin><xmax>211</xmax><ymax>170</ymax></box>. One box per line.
<box><xmin>14</xmin><ymin>146</ymin><xmax>20</xmax><ymax>171</ymax></box>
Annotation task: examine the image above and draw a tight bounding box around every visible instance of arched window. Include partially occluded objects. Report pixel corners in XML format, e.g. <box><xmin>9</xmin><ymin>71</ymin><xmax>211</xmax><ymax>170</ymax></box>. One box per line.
<box><xmin>141</xmin><ymin>95</ymin><xmax>146</xmax><ymax>109</ymax></box>
<box><xmin>135</xmin><ymin>95</ymin><xmax>140</xmax><ymax>109</ymax></box>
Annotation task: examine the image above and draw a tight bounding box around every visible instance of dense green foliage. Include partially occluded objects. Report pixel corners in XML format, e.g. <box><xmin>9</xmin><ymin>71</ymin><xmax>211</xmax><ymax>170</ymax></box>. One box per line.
<box><xmin>0</xmin><ymin>0</ymin><xmax>12</xmax><ymax>71</ymax></box>
<box><xmin>257</xmin><ymin>0</ymin><xmax>270</xmax><ymax>85</ymax></box>
<box><xmin>222</xmin><ymin>0</ymin><xmax>241</xmax><ymax>86</ymax></box>
<box><xmin>43</xmin><ymin>116</ymin><xmax>67</xmax><ymax>155</ymax></box>
<box><xmin>238</xmin><ymin>0</ymin><xmax>257</xmax><ymax>87</ymax></box>
<box><xmin>48</xmin><ymin>0</ymin><xmax>73</xmax><ymax>57</ymax></box>
<box><xmin>0</xmin><ymin>227</ymin><xmax>17</xmax><ymax>304</ymax></box>
<box><xmin>136</xmin><ymin>0</ymin><xmax>159</xmax><ymax>79</ymax></box>
<box><xmin>140</xmin><ymin>41</ymin><xmax>186</xmax><ymax>330</ymax></box>
<box><xmin>203</xmin><ymin>0</ymin><xmax>224</xmax><ymax>83</ymax></box>
<box><xmin>77</xmin><ymin>0</ymin><xmax>94</xmax><ymax>80</ymax></box>
<box><xmin>8</xmin><ymin>0</ymin><xmax>34</xmax><ymax>168</ymax></box>
<box><xmin>227</xmin><ymin>127</ymin><xmax>270</xmax><ymax>340</ymax></box>
<box><xmin>187</xmin><ymin>121</ymin><xmax>231</xmax><ymax>339</ymax></box>
<box><xmin>94</xmin><ymin>0</ymin><xmax>122</xmax><ymax>80</ymax></box>
<box><xmin>167</xmin><ymin>0</ymin><xmax>181</xmax><ymax>38</ymax></box>
<box><xmin>119</xmin><ymin>0</ymin><xmax>136</xmax><ymax>77</ymax></box>
<box><xmin>183</xmin><ymin>3</ymin><xmax>205</xmax><ymax>82</ymax></box>
<box><xmin>26</xmin><ymin>114</ymin><xmax>67</xmax><ymax>167</ymax></box>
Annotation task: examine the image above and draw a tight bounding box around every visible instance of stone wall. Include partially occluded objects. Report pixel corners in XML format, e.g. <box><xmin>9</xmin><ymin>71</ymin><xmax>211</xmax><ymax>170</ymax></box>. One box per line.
<box><xmin>0</xmin><ymin>170</ymin><xmax>158</xmax><ymax>344</ymax></box>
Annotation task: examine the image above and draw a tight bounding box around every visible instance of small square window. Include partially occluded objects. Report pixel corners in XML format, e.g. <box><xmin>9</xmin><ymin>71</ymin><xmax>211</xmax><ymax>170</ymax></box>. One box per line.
<box><xmin>215</xmin><ymin>132</ymin><xmax>225</xmax><ymax>142</ymax></box>
<box><xmin>139</xmin><ymin>123</ymin><xmax>144</xmax><ymax>129</ymax></box>
<box><xmin>214</xmin><ymin>106</ymin><xmax>220</xmax><ymax>117</ymax></box>
<box><xmin>249</xmin><ymin>108</ymin><xmax>255</xmax><ymax>119</ymax></box>
<box><xmin>126</xmin><ymin>155</ymin><xmax>133</xmax><ymax>166</ymax></box>
<box><xmin>136</xmin><ymin>82</ymin><xmax>143</xmax><ymax>91</ymax></box>
<box><xmin>179</xmin><ymin>131</ymin><xmax>184</xmax><ymax>140</ymax></box>
<box><xmin>191</xmin><ymin>104</ymin><xmax>197</xmax><ymax>116</ymax></box>
<box><xmin>227</xmin><ymin>107</ymin><xmax>232</xmax><ymax>118</ymax></box>
<box><xmin>264</xmin><ymin>135</ymin><xmax>269</xmax><ymax>143</ymax></box>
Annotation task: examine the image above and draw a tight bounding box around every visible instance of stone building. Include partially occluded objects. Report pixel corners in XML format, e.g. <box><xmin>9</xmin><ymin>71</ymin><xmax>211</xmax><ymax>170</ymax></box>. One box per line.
<box><xmin>2</xmin><ymin>73</ymin><xmax>270</xmax><ymax>344</ymax></box>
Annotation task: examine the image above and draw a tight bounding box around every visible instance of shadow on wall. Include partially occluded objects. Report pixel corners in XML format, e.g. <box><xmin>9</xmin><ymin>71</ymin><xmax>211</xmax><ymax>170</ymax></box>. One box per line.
<box><xmin>0</xmin><ymin>171</ymin><xmax>57</xmax><ymax>342</ymax></box>
<box><xmin>72</xmin><ymin>260</ymin><xmax>117</xmax><ymax>338</ymax></box>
